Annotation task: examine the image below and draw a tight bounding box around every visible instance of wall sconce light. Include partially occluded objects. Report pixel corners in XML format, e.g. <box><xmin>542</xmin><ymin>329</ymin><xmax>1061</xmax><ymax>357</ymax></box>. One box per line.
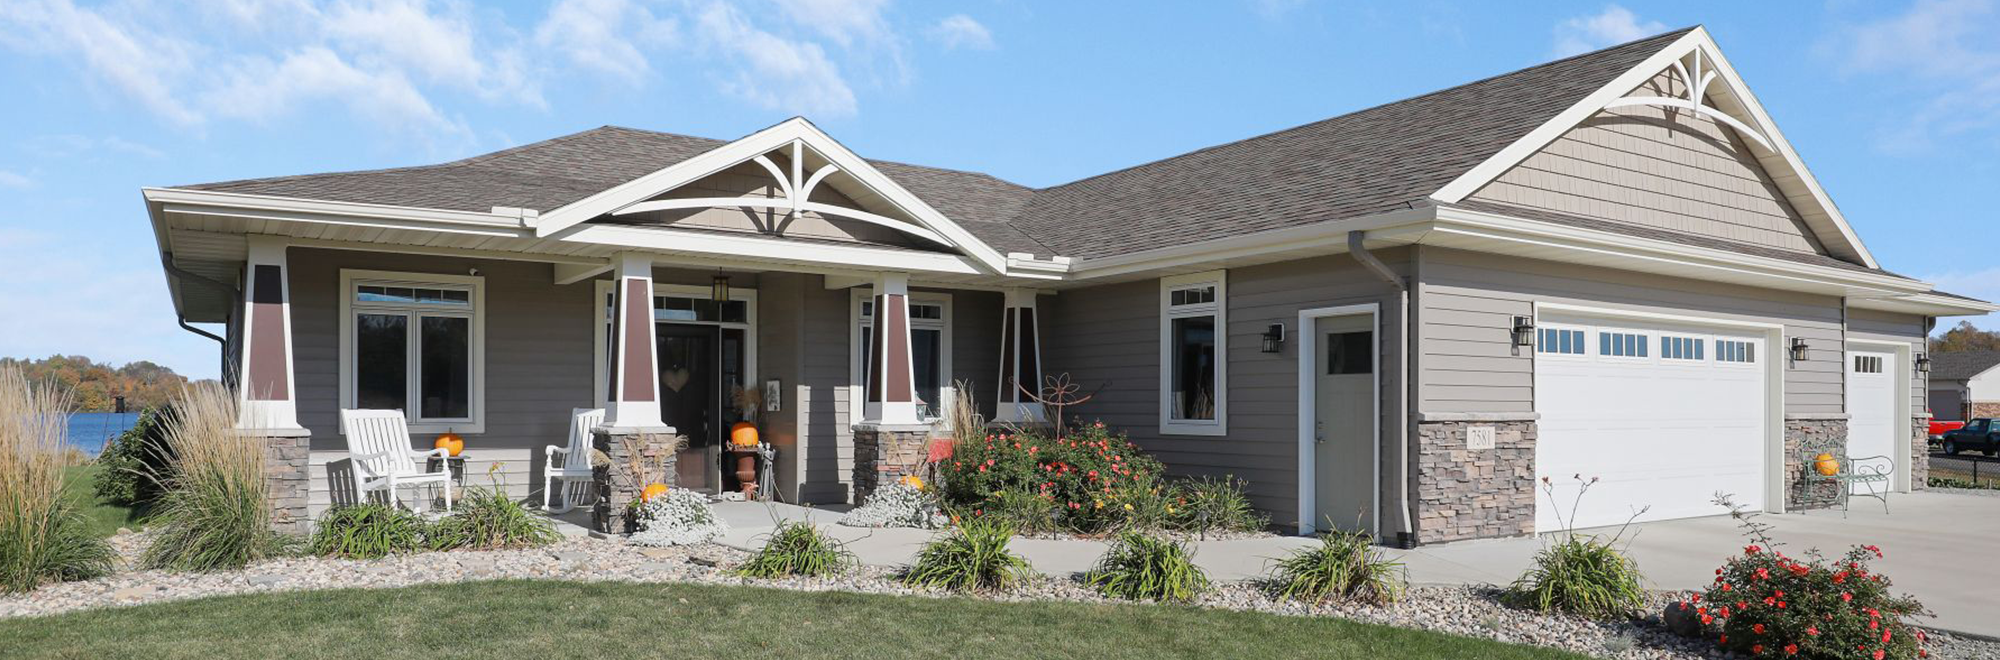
<box><xmin>1261</xmin><ymin>323</ymin><xmax>1285</xmax><ymax>353</ymax></box>
<box><xmin>1915</xmin><ymin>353</ymin><xmax>1931</xmax><ymax>374</ymax></box>
<box><xmin>711</xmin><ymin>275</ymin><xmax>731</xmax><ymax>303</ymax></box>
<box><xmin>1511</xmin><ymin>315</ymin><xmax>1536</xmax><ymax>348</ymax></box>
<box><xmin>1789</xmin><ymin>337</ymin><xmax>1809</xmax><ymax>362</ymax></box>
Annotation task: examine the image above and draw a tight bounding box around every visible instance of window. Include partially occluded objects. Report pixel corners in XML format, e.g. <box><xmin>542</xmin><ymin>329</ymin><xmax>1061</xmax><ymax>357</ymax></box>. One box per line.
<box><xmin>1661</xmin><ymin>336</ymin><xmax>1705</xmax><ymax>361</ymax></box>
<box><xmin>341</xmin><ymin>270</ymin><xmax>483</xmax><ymax>433</ymax></box>
<box><xmin>591</xmin><ymin>282</ymin><xmax>759</xmax><ymax>412</ymax></box>
<box><xmin>853</xmin><ymin>293</ymin><xmax>952</xmax><ymax>422</ymax></box>
<box><xmin>1598</xmin><ymin>331</ymin><xmax>1648</xmax><ymax>358</ymax></box>
<box><xmin>1853</xmin><ymin>355</ymin><xmax>1884</xmax><ymax>374</ymax></box>
<box><xmin>1327</xmin><ymin>331</ymin><xmax>1372</xmax><ymax>375</ymax></box>
<box><xmin>1161</xmin><ymin>271</ymin><xmax>1227</xmax><ymax>435</ymax></box>
<box><xmin>1537</xmin><ymin>328</ymin><xmax>1586</xmax><ymax>355</ymax></box>
<box><xmin>1717</xmin><ymin>339</ymin><xmax>1757</xmax><ymax>364</ymax></box>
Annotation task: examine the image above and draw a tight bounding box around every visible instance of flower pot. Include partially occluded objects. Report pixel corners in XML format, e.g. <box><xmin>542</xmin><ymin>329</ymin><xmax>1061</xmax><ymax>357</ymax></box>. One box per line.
<box><xmin>729</xmin><ymin>447</ymin><xmax>759</xmax><ymax>499</ymax></box>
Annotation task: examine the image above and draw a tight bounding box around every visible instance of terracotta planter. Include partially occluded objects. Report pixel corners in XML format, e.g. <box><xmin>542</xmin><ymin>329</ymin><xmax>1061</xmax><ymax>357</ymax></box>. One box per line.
<box><xmin>729</xmin><ymin>448</ymin><xmax>759</xmax><ymax>499</ymax></box>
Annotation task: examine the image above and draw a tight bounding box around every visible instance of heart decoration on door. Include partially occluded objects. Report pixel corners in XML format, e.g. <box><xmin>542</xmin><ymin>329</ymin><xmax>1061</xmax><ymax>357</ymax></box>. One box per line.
<box><xmin>663</xmin><ymin>368</ymin><xmax>692</xmax><ymax>393</ymax></box>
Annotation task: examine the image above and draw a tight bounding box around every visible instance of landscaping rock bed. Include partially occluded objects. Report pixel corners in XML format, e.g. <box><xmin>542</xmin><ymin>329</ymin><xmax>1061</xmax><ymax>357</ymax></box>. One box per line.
<box><xmin>4</xmin><ymin>533</ymin><xmax>1992</xmax><ymax>660</ymax></box>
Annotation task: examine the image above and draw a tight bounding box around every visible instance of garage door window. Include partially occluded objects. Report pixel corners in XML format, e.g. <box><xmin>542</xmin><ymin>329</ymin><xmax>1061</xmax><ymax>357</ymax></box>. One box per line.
<box><xmin>1598</xmin><ymin>331</ymin><xmax>1647</xmax><ymax>358</ymax></box>
<box><xmin>1661</xmin><ymin>336</ymin><xmax>1704</xmax><ymax>360</ymax></box>
<box><xmin>1717</xmin><ymin>340</ymin><xmax>1757</xmax><ymax>364</ymax></box>
<box><xmin>1538</xmin><ymin>328</ymin><xmax>1585</xmax><ymax>355</ymax></box>
<box><xmin>1853</xmin><ymin>355</ymin><xmax>1884</xmax><ymax>374</ymax></box>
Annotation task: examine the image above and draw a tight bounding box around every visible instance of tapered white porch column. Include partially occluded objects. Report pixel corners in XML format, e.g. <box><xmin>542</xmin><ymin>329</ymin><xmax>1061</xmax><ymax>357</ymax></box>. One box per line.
<box><xmin>995</xmin><ymin>288</ymin><xmax>1046</xmax><ymax>424</ymax></box>
<box><xmin>237</xmin><ymin>236</ymin><xmax>305</xmax><ymax>435</ymax></box>
<box><xmin>601</xmin><ymin>253</ymin><xmax>669</xmax><ymax>432</ymax></box>
<box><xmin>863</xmin><ymin>272</ymin><xmax>922</xmax><ymax>426</ymax></box>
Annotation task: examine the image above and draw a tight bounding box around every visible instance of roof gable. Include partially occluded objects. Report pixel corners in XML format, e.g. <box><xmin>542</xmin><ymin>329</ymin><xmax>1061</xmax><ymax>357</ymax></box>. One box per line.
<box><xmin>1431</xmin><ymin>27</ymin><xmax>1879</xmax><ymax>269</ymax></box>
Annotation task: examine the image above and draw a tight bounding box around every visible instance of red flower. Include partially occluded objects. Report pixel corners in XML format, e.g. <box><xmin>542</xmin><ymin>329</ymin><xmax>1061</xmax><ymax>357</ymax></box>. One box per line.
<box><xmin>1701</xmin><ymin>615</ymin><xmax>1714</xmax><ymax>625</ymax></box>
<box><xmin>1842</xmin><ymin>593</ymin><xmax>1854</xmax><ymax>602</ymax></box>
<box><xmin>1721</xmin><ymin>583</ymin><xmax>1733</xmax><ymax>592</ymax></box>
<box><xmin>1874</xmin><ymin>650</ymin><xmax>1886</xmax><ymax>660</ymax></box>
<box><xmin>1752</xmin><ymin>645</ymin><xmax>1764</xmax><ymax>654</ymax></box>
<box><xmin>1753</xmin><ymin>624</ymin><xmax>1766</xmax><ymax>634</ymax></box>
<box><xmin>1806</xmin><ymin>626</ymin><xmax>1819</xmax><ymax>637</ymax></box>
<box><xmin>1784</xmin><ymin>644</ymin><xmax>1798</xmax><ymax>655</ymax></box>
<box><xmin>1745</xmin><ymin>545</ymin><xmax>1762</xmax><ymax>555</ymax></box>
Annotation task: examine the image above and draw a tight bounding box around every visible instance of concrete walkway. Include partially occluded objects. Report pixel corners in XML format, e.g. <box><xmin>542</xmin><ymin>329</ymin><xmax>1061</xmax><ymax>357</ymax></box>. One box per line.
<box><xmin>709</xmin><ymin>490</ymin><xmax>2000</xmax><ymax>637</ymax></box>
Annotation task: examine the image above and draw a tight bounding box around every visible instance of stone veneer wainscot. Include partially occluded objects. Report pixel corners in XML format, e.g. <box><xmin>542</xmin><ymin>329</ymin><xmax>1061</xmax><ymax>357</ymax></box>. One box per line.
<box><xmin>851</xmin><ymin>424</ymin><xmax>930</xmax><ymax>505</ymax></box>
<box><xmin>1413</xmin><ymin>416</ymin><xmax>1537</xmax><ymax>544</ymax></box>
<box><xmin>591</xmin><ymin>430</ymin><xmax>679</xmax><ymax>534</ymax></box>
<box><xmin>1782</xmin><ymin>415</ymin><xmax>1847</xmax><ymax>510</ymax></box>
<box><xmin>262</xmin><ymin>433</ymin><xmax>310</xmax><ymax>535</ymax></box>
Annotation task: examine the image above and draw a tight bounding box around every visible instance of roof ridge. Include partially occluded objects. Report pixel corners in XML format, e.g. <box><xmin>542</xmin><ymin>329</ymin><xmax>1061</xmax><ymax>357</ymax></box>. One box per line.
<box><xmin>595</xmin><ymin>124</ymin><xmax>1038</xmax><ymax>192</ymax></box>
<box><xmin>1032</xmin><ymin>26</ymin><xmax>1698</xmax><ymax>194</ymax></box>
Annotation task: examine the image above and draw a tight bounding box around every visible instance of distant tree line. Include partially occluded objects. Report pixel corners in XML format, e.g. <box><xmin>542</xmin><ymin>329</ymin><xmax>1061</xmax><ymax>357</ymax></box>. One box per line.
<box><xmin>1930</xmin><ymin>321</ymin><xmax>2000</xmax><ymax>354</ymax></box>
<box><xmin>0</xmin><ymin>355</ymin><xmax>205</xmax><ymax>412</ymax></box>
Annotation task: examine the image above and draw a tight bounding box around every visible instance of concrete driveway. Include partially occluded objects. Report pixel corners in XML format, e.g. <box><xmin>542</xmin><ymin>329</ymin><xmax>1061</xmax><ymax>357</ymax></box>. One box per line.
<box><xmin>709</xmin><ymin>489</ymin><xmax>2000</xmax><ymax>637</ymax></box>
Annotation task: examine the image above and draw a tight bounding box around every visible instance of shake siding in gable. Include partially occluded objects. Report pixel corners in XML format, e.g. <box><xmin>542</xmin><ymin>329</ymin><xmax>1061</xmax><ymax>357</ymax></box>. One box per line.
<box><xmin>1045</xmin><ymin>252</ymin><xmax>1408</xmax><ymax>528</ymax></box>
<box><xmin>1417</xmin><ymin>246</ymin><xmax>1846</xmax><ymax>417</ymax></box>
<box><xmin>1467</xmin><ymin>72</ymin><xmax>1826</xmax><ymax>256</ymax></box>
<box><xmin>1846</xmin><ymin>307</ymin><xmax>1929</xmax><ymax>411</ymax></box>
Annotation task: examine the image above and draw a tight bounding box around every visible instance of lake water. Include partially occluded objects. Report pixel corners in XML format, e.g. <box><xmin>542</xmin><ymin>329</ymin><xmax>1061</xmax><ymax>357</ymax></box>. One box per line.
<box><xmin>66</xmin><ymin>412</ymin><xmax>141</xmax><ymax>456</ymax></box>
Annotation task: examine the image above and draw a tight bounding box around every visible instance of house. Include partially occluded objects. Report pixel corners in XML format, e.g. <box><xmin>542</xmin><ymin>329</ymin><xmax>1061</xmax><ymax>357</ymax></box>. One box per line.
<box><xmin>142</xmin><ymin>27</ymin><xmax>1991</xmax><ymax>545</ymax></box>
<box><xmin>1926</xmin><ymin>351</ymin><xmax>2000</xmax><ymax>421</ymax></box>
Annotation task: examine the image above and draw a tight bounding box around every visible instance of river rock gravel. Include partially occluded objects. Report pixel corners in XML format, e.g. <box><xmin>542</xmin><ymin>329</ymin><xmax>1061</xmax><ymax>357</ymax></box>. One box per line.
<box><xmin>3</xmin><ymin>532</ymin><xmax>1992</xmax><ymax>660</ymax></box>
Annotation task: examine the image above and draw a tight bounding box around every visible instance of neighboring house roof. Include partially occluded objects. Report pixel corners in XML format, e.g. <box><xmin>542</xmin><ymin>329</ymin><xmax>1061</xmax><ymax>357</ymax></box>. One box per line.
<box><xmin>172</xmin><ymin>27</ymin><xmax>1897</xmax><ymax>277</ymax></box>
<box><xmin>1929</xmin><ymin>351</ymin><xmax>2000</xmax><ymax>382</ymax></box>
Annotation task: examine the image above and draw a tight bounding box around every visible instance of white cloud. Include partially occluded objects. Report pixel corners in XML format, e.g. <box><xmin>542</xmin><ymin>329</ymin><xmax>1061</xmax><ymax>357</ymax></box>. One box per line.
<box><xmin>0</xmin><ymin>171</ymin><xmax>33</xmax><ymax>189</ymax></box>
<box><xmin>202</xmin><ymin>47</ymin><xmax>466</xmax><ymax>138</ymax></box>
<box><xmin>322</xmin><ymin>0</ymin><xmax>541</xmax><ymax>105</ymax></box>
<box><xmin>1551</xmin><ymin>5</ymin><xmax>1666</xmax><ymax>57</ymax></box>
<box><xmin>0</xmin><ymin>0</ymin><xmax>200</xmax><ymax>125</ymax></box>
<box><xmin>696</xmin><ymin>1</ymin><xmax>858</xmax><ymax>117</ymax></box>
<box><xmin>25</xmin><ymin>134</ymin><xmax>166</xmax><ymax>160</ymax></box>
<box><xmin>533</xmin><ymin>0</ymin><xmax>678</xmax><ymax>84</ymax></box>
<box><xmin>927</xmin><ymin>14</ymin><xmax>994</xmax><ymax>51</ymax></box>
<box><xmin>1839</xmin><ymin>0</ymin><xmax>2000</xmax><ymax>154</ymax></box>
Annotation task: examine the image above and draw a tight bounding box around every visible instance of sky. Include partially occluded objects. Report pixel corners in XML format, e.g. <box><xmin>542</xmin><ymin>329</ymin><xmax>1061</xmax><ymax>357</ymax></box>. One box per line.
<box><xmin>0</xmin><ymin>0</ymin><xmax>1996</xmax><ymax>380</ymax></box>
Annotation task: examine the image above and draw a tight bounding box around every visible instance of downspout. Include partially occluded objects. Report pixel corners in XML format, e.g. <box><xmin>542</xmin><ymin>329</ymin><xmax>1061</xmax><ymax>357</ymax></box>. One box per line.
<box><xmin>161</xmin><ymin>252</ymin><xmax>239</xmax><ymax>374</ymax></box>
<box><xmin>1347</xmin><ymin>231</ymin><xmax>1414</xmax><ymax>547</ymax></box>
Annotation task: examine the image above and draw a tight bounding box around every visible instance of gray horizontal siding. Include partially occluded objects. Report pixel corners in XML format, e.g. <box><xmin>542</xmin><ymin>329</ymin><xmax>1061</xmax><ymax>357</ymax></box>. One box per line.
<box><xmin>1046</xmin><ymin>252</ymin><xmax>1408</xmax><ymax>529</ymax></box>
<box><xmin>1416</xmin><ymin>246</ymin><xmax>1846</xmax><ymax>417</ymax></box>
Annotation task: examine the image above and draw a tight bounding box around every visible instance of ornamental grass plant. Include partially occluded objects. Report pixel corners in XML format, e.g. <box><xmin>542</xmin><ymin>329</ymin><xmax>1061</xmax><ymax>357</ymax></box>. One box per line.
<box><xmin>1269</xmin><ymin>527</ymin><xmax>1407</xmax><ymax>605</ymax></box>
<box><xmin>307</xmin><ymin>504</ymin><xmax>428</xmax><ymax>559</ymax></box>
<box><xmin>901</xmin><ymin>519</ymin><xmax>1032</xmax><ymax>593</ymax></box>
<box><xmin>141</xmin><ymin>382</ymin><xmax>285</xmax><ymax>572</ymax></box>
<box><xmin>1501</xmin><ymin>476</ymin><xmax>1647</xmax><ymax>619</ymax></box>
<box><xmin>427</xmin><ymin>486</ymin><xmax>560</xmax><ymax>552</ymax></box>
<box><xmin>0</xmin><ymin>365</ymin><xmax>115</xmax><ymax>593</ymax></box>
<box><xmin>1085</xmin><ymin>531</ymin><xmax>1210</xmax><ymax>603</ymax></box>
<box><xmin>736</xmin><ymin>521</ymin><xmax>853</xmax><ymax>579</ymax></box>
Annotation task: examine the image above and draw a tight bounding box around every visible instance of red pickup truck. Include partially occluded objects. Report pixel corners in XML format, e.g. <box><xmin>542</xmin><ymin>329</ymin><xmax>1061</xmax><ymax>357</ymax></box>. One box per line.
<box><xmin>1930</xmin><ymin>419</ymin><xmax>1966</xmax><ymax>447</ymax></box>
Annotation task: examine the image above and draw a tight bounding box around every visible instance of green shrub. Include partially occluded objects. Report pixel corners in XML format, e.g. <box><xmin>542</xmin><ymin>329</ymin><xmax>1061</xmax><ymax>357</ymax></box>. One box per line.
<box><xmin>92</xmin><ymin>406</ymin><xmax>178</xmax><ymax>506</ymax></box>
<box><xmin>1501</xmin><ymin>534</ymin><xmax>1647</xmax><ymax>618</ymax></box>
<box><xmin>0</xmin><ymin>365</ymin><xmax>115</xmax><ymax>592</ymax></box>
<box><xmin>939</xmin><ymin>421</ymin><xmax>1168</xmax><ymax>533</ymax></box>
<box><xmin>736</xmin><ymin>521</ymin><xmax>853</xmax><ymax>579</ymax></box>
<box><xmin>141</xmin><ymin>383</ymin><xmax>284</xmax><ymax>572</ymax></box>
<box><xmin>308</xmin><ymin>504</ymin><xmax>429</xmax><ymax>559</ymax></box>
<box><xmin>428</xmin><ymin>489</ymin><xmax>560</xmax><ymax>551</ymax></box>
<box><xmin>901</xmin><ymin>520</ymin><xmax>1033</xmax><ymax>593</ymax></box>
<box><xmin>1167</xmin><ymin>476</ymin><xmax>1268</xmax><ymax>536</ymax></box>
<box><xmin>971</xmin><ymin>486</ymin><xmax>1058</xmax><ymax>535</ymax></box>
<box><xmin>1085</xmin><ymin>531</ymin><xmax>1210</xmax><ymax>603</ymax></box>
<box><xmin>1270</xmin><ymin>528</ymin><xmax>1406</xmax><ymax>605</ymax></box>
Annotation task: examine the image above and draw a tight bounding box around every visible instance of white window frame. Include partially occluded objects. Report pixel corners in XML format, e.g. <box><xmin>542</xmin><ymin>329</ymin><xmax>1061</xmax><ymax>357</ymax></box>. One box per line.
<box><xmin>591</xmin><ymin>281</ymin><xmax>759</xmax><ymax>410</ymax></box>
<box><xmin>1536</xmin><ymin>324</ymin><xmax>1590</xmax><ymax>359</ymax></box>
<box><xmin>1595</xmin><ymin>329</ymin><xmax>1651</xmax><ymax>361</ymax></box>
<box><xmin>1160</xmin><ymin>270</ymin><xmax>1228</xmax><ymax>436</ymax></box>
<box><xmin>849</xmin><ymin>289</ymin><xmax>954</xmax><ymax>426</ymax></box>
<box><xmin>338</xmin><ymin>269</ymin><xmax>486</xmax><ymax>435</ymax></box>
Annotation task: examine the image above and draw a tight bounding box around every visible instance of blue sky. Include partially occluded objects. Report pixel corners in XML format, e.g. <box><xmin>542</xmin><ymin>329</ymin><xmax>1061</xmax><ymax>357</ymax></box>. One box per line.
<box><xmin>1</xmin><ymin>0</ymin><xmax>1996</xmax><ymax>380</ymax></box>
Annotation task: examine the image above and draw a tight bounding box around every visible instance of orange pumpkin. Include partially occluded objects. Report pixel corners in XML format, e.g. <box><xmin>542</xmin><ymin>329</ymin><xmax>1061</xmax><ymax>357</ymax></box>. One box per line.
<box><xmin>898</xmin><ymin>475</ymin><xmax>925</xmax><ymax>490</ymax></box>
<box><xmin>1813</xmin><ymin>453</ymin><xmax>1840</xmax><ymax>477</ymax></box>
<box><xmin>730</xmin><ymin>421</ymin><xmax>760</xmax><ymax>447</ymax></box>
<box><xmin>433</xmin><ymin>431</ymin><xmax>465</xmax><ymax>457</ymax></box>
<box><xmin>641</xmin><ymin>483</ymin><xmax>670</xmax><ymax>502</ymax></box>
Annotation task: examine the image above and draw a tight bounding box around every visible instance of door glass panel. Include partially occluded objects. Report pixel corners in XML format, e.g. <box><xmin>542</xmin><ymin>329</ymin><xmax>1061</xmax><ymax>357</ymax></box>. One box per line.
<box><xmin>913</xmin><ymin>328</ymin><xmax>942</xmax><ymax>417</ymax></box>
<box><xmin>657</xmin><ymin>327</ymin><xmax>716</xmax><ymax>448</ymax></box>
<box><xmin>356</xmin><ymin>313</ymin><xmax>407</xmax><ymax>410</ymax></box>
<box><xmin>1170</xmin><ymin>315</ymin><xmax>1217</xmax><ymax>420</ymax></box>
<box><xmin>1327</xmin><ymin>331</ymin><xmax>1373</xmax><ymax>375</ymax></box>
<box><xmin>419</xmin><ymin>315</ymin><xmax>470</xmax><ymax>419</ymax></box>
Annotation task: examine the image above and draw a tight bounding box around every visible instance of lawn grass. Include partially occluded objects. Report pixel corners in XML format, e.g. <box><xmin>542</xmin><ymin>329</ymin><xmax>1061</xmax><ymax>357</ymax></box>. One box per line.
<box><xmin>59</xmin><ymin>464</ymin><xmax>149</xmax><ymax>538</ymax></box>
<box><xmin>0</xmin><ymin>580</ymin><xmax>1591</xmax><ymax>660</ymax></box>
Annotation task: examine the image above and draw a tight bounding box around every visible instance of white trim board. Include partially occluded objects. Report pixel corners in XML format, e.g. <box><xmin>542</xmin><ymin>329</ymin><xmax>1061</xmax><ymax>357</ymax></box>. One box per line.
<box><xmin>1160</xmin><ymin>270</ymin><xmax>1229</xmax><ymax>437</ymax></box>
<box><xmin>336</xmin><ymin>268</ymin><xmax>487</xmax><ymax>435</ymax></box>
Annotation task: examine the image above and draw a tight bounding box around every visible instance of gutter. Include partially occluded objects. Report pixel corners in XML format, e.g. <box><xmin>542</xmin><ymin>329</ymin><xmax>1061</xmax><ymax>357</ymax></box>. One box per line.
<box><xmin>1348</xmin><ymin>231</ymin><xmax>1416</xmax><ymax>548</ymax></box>
<box><xmin>161</xmin><ymin>252</ymin><xmax>239</xmax><ymax>373</ymax></box>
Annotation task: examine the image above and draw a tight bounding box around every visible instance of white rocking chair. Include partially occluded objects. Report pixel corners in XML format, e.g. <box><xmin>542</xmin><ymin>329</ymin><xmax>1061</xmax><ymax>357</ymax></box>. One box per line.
<box><xmin>543</xmin><ymin>408</ymin><xmax>604</xmax><ymax>513</ymax></box>
<box><xmin>340</xmin><ymin>409</ymin><xmax>454</xmax><ymax>513</ymax></box>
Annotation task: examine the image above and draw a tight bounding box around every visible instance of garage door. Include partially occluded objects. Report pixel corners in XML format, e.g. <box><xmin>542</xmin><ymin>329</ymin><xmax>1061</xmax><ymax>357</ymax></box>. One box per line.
<box><xmin>1534</xmin><ymin>316</ymin><xmax>1767</xmax><ymax>531</ymax></box>
<box><xmin>1844</xmin><ymin>351</ymin><xmax>1897</xmax><ymax>494</ymax></box>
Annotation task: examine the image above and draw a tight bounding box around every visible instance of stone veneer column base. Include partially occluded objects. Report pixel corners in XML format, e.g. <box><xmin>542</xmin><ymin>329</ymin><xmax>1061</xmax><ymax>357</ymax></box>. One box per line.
<box><xmin>1911</xmin><ymin>414</ymin><xmax>1931</xmax><ymax>491</ymax></box>
<box><xmin>260</xmin><ymin>433</ymin><xmax>310</xmax><ymax>535</ymax></box>
<box><xmin>1413</xmin><ymin>418</ymin><xmax>1536</xmax><ymax>544</ymax></box>
<box><xmin>851</xmin><ymin>424</ymin><xmax>930</xmax><ymax>505</ymax></box>
<box><xmin>592</xmin><ymin>430</ymin><xmax>679</xmax><ymax>534</ymax></box>
<box><xmin>1783</xmin><ymin>416</ymin><xmax>1848</xmax><ymax>510</ymax></box>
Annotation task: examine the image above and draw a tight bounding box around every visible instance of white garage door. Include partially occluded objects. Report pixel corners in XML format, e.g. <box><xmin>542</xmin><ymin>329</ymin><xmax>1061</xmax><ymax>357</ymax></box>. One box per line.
<box><xmin>1844</xmin><ymin>351</ymin><xmax>1897</xmax><ymax>494</ymax></box>
<box><xmin>1534</xmin><ymin>316</ymin><xmax>1767</xmax><ymax>531</ymax></box>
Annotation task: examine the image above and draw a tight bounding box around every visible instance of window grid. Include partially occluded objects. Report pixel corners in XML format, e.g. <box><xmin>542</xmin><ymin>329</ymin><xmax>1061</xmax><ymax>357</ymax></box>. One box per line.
<box><xmin>1537</xmin><ymin>328</ymin><xmax>1586</xmax><ymax>355</ymax></box>
<box><xmin>1661</xmin><ymin>336</ymin><xmax>1705</xmax><ymax>361</ymax></box>
<box><xmin>1853</xmin><ymin>355</ymin><xmax>1884</xmax><ymax>374</ymax></box>
<box><xmin>1598</xmin><ymin>331</ymin><xmax>1647</xmax><ymax>358</ymax></box>
<box><xmin>1717</xmin><ymin>340</ymin><xmax>1757</xmax><ymax>364</ymax></box>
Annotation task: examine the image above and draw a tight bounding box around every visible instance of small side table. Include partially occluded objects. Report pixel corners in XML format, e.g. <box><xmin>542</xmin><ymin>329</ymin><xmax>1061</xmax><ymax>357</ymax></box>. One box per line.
<box><xmin>425</xmin><ymin>455</ymin><xmax>469</xmax><ymax>486</ymax></box>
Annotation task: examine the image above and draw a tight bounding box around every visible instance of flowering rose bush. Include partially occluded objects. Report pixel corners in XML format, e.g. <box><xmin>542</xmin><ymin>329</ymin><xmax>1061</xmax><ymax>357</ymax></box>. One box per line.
<box><xmin>939</xmin><ymin>421</ymin><xmax>1166</xmax><ymax>533</ymax></box>
<box><xmin>1674</xmin><ymin>543</ymin><xmax>1929</xmax><ymax>659</ymax></box>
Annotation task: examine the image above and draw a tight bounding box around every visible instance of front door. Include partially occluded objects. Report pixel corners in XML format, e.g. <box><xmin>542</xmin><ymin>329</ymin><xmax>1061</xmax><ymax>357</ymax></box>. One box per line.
<box><xmin>1313</xmin><ymin>314</ymin><xmax>1375</xmax><ymax>533</ymax></box>
<box><xmin>658</xmin><ymin>324</ymin><xmax>720</xmax><ymax>491</ymax></box>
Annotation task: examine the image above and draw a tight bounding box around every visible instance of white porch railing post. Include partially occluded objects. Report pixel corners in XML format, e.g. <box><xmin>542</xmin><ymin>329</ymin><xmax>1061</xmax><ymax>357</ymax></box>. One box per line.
<box><xmin>863</xmin><ymin>272</ymin><xmax>922</xmax><ymax>426</ymax></box>
<box><xmin>995</xmin><ymin>287</ymin><xmax>1046</xmax><ymax>424</ymax></box>
<box><xmin>237</xmin><ymin>235</ymin><xmax>306</xmax><ymax>435</ymax></box>
<box><xmin>602</xmin><ymin>252</ymin><xmax>669</xmax><ymax>432</ymax></box>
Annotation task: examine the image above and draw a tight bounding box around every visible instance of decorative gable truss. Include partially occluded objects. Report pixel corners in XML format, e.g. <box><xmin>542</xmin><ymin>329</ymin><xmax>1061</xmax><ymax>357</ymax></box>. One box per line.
<box><xmin>532</xmin><ymin>118</ymin><xmax>1009</xmax><ymax>274</ymax></box>
<box><xmin>1431</xmin><ymin>27</ymin><xmax>1878</xmax><ymax>269</ymax></box>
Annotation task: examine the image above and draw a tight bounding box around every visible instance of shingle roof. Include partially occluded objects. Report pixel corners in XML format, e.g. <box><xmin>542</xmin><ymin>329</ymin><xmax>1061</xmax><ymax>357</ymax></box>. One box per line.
<box><xmin>1930</xmin><ymin>351</ymin><xmax>2000</xmax><ymax>381</ymax></box>
<box><xmin>181</xmin><ymin>27</ymin><xmax>1892</xmax><ymax>276</ymax></box>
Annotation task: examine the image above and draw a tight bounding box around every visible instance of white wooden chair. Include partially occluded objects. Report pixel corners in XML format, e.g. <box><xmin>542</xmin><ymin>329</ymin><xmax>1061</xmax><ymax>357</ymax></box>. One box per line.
<box><xmin>544</xmin><ymin>408</ymin><xmax>604</xmax><ymax>513</ymax></box>
<box><xmin>340</xmin><ymin>409</ymin><xmax>454</xmax><ymax>512</ymax></box>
